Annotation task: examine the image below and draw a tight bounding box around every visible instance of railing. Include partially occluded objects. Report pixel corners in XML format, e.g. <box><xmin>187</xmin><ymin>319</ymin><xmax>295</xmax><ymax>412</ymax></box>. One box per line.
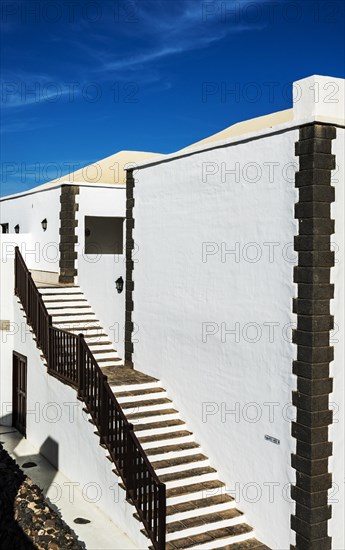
<box><xmin>79</xmin><ymin>338</ymin><xmax>166</xmax><ymax>547</ymax></box>
<box><xmin>14</xmin><ymin>247</ymin><xmax>166</xmax><ymax>549</ymax></box>
<box><xmin>50</xmin><ymin>327</ymin><xmax>79</xmax><ymax>386</ymax></box>
<box><xmin>15</xmin><ymin>248</ymin><xmax>52</xmax><ymax>361</ymax></box>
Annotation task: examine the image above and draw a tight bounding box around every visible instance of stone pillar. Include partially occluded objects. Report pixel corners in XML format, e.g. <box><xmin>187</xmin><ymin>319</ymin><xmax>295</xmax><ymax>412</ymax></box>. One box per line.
<box><xmin>59</xmin><ymin>185</ymin><xmax>79</xmax><ymax>284</ymax></box>
<box><xmin>291</xmin><ymin>123</ymin><xmax>336</xmax><ymax>549</ymax></box>
<box><xmin>124</xmin><ymin>170</ymin><xmax>135</xmax><ymax>367</ymax></box>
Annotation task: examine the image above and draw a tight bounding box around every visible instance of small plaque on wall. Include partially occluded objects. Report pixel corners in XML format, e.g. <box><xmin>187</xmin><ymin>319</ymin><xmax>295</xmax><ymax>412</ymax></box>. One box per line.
<box><xmin>0</xmin><ymin>320</ymin><xmax>11</xmax><ymax>331</ymax></box>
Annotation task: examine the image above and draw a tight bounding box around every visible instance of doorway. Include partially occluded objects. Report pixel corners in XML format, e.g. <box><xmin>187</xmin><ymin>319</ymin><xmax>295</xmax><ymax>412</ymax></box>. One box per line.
<box><xmin>12</xmin><ymin>352</ymin><xmax>27</xmax><ymax>436</ymax></box>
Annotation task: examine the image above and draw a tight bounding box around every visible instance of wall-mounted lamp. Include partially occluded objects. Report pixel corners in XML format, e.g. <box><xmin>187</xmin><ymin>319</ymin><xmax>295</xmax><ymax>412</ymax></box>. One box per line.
<box><xmin>115</xmin><ymin>276</ymin><xmax>124</xmax><ymax>294</ymax></box>
<box><xmin>41</xmin><ymin>218</ymin><xmax>48</xmax><ymax>231</ymax></box>
<box><xmin>14</xmin><ymin>224</ymin><xmax>20</xmax><ymax>234</ymax></box>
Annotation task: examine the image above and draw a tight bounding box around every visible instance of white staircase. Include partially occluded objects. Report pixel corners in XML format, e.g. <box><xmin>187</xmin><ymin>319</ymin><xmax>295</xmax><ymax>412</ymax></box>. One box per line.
<box><xmin>36</xmin><ymin>283</ymin><xmax>268</xmax><ymax>550</ymax></box>
<box><xmin>38</xmin><ymin>284</ymin><xmax>124</xmax><ymax>369</ymax></box>
<box><xmin>111</xmin><ymin>378</ymin><xmax>269</xmax><ymax>550</ymax></box>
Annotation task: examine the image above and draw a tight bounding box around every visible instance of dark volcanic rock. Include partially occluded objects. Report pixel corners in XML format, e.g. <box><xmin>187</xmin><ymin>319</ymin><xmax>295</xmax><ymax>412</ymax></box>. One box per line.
<box><xmin>0</xmin><ymin>444</ymin><xmax>84</xmax><ymax>549</ymax></box>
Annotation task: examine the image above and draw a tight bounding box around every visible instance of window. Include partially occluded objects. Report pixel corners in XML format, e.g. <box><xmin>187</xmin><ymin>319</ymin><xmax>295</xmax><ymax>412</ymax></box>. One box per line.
<box><xmin>84</xmin><ymin>216</ymin><xmax>124</xmax><ymax>255</ymax></box>
<box><xmin>1</xmin><ymin>223</ymin><xmax>9</xmax><ymax>233</ymax></box>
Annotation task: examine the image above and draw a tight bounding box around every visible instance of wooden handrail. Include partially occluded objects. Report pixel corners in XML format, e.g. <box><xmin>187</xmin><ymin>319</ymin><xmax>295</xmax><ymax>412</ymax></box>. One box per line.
<box><xmin>15</xmin><ymin>247</ymin><xmax>52</xmax><ymax>361</ymax></box>
<box><xmin>14</xmin><ymin>246</ymin><xmax>166</xmax><ymax>549</ymax></box>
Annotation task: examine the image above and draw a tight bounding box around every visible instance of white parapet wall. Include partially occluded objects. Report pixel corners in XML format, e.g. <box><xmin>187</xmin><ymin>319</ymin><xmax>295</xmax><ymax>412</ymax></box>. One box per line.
<box><xmin>293</xmin><ymin>75</ymin><xmax>345</xmax><ymax>126</ymax></box>
<box><xmin>76</xmin><ymin>184</ymin><xmax>126</xmax><ymax>359</ymax></box>
<box><xmin>0</xmin><ymin>187</ymin><xmax>61</xmax><ymax>272</ymax></box>
<box><xmin>132</xmin><ymin>127</ymin><xmax>299</xmax><ymax>549</ymax></box>
<box><xmin>129</xmin><ymin>76</ymin><xmax>345</xmax><ymax>549</ymax></box>
<box><xmin>0</xmin><ymin>182</ymin><xmax>127</xmax><ymax>359</ymax></box>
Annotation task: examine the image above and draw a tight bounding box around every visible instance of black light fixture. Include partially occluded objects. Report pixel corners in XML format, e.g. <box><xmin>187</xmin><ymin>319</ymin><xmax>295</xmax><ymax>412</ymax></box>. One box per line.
<box><xmin>115</xmin><ymin>276</ymin><xmax>124</xmax><ymax>294</ymax></box>
<box><xmin>14</xmin><ymin>224</ymin><xmax>20</xmax><ymax>234</ymax></box>
<box><xmin>41</xmin><ymin>218</ymin><xmax>48</xmax><ymax>231</ymax></box>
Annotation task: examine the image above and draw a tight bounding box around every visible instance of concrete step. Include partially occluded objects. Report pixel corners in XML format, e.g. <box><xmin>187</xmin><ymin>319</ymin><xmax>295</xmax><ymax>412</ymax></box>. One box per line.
<box><xmin>145</xmin><ymin>442</ymin><xmax>201</xmax><ymax>461</ymax></box>
<box><xmin>116</xmin><ymin>390</ymin><xmax>168</xmax><ymax>404</ymax></box>
<box><xmin>44</xmin><ymin>300</ymin><xmax>89</xmax><ymax>308</ymax></box>
<box><xmin>111</xmin><ymin>381</ymin><xmax>161</xmax><ymax>393</ymax></box>
<box><xmin>51</xmin><ymin>314</ymin><xmax>98</xmax><ymax>323</ymax></box>
<box><xmin>159</xmin><ymin>467</ymin><xmax>218</xmax><ymax>490</ymax></box>
<box><xmin>140</xmin><ymin>432</ymin><xmax>195</xmax><ymax>450</ymax></box>
<box><xmin>153</xmin><ymin>454</ymin><xmax>209</xmax><ymax>475</ymax></box>
<box><xmin>115</xmin><ymin>386</ymin><xmax>166</xmax><ymax>398</ymax></box>
<box><xmin>96</xmin><ymin>359</ymin><xmax>123</xmax><ymax>368</ymax></box>
<box><xmin>42</xmin><ymin>296</ymin><xmax>88</xmax><ymax>303</ymax></box>
<box><xmin>87</xmin><ymin>346</ymin><xmax>118</xmax><ymax>355</ymax></box>
<box><xmin>166</xmin><ymin>480</ymin><xmax>226</xmax><ymax>506</ymax></box>
<box><xmin>211</xmin><ymin>538</ymin><xmax>269</xmax><ymax>550</ymax></box>
<box><xmin>77</xmin><ymin>331</ymin><xmax>107</xmax><ymax>339</ymax></box>
<box><xmin>127</xmin><ymin>410</ymin><xmax>180</xmax><ymax>426</ymax></box>
<box><xmin>166</xmin><ymin>508</ymin><xmax>245</xmax><ymax>542</ymax></box>
<box><xmin>91</xmin><ymin>350</ymin><xmax>119</xmax><ymax>361</ymax></box>
<box><xmin>55</xmin><ymin>324</ymin><xmax>103</xmax><ymax>332</ymax></box>
<box><xmin>40</xmin><ymin>291</ymin><xmax>84</xmax><ymax>298</ymax></box>
<box><xmin>87</xmin><ymin>341</ymin><xmax>114</xmax><ymax>348</ymax></box>
<box><xmin>46</xmin><ymin>306</ymin><xmax>93</xmax><ymax>314</ymax></box>
<box><xmin>166</xmin><ymin>494</ymin><xmax>236</xmax><ymax>523</ymax></box>
<box><xmin>167</xmin><ymin>525</ymin><xmax>254</xmax><ymax>549</ymax></box>
<box><xmin>39</xmin><ymin>286</ymin><xmax>80</xmax><ymax>293</ymax></box>
<box><xmin>134</xmin><ymin>421</ymin><xmax>186</xmax><ymax>438</ymax></box>
<box><xmin>134</xmin><ymin>418</ymin><xmax>185</xmax><ymax>432</ymax></box>
<box><xmin>120</xmin><ymin>398</ymin><xmax>173</xmax><ymax>414</ymax></box>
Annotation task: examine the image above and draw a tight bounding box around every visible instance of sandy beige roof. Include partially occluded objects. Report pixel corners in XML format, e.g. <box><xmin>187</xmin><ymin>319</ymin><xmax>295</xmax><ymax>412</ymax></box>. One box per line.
<box><xmin>48</xmin><ymin>150</ymin><xmax>164</xmax><ymax>185</ymax></box>
<box><xmin>180</xmin><ymin>109</ymin><xmax>293</xmax><ymax>152</ymax></box>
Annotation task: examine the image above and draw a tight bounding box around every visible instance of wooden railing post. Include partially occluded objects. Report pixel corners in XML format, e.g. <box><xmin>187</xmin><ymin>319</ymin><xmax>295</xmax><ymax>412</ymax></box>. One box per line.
<box><xmin>47</xmin><ymin>315</ymin><xmax>52</xmax><ymax>368</ymax></box>
<box><xmin>100</xmin><ymin>375</ymin><xmax>109</xmax><ymax>445</ymax></box>
<box><xmin>14</xmin><ymin>247</ymin><xmax>18</xmax><ymax>295</ymax></box>
<box><xmin>36</xmin><ymin>284</ymin><xmax>40</xmax><ymax>346</ymax></box>
<box><xmin>158</xmin><ymin>483</ymin><xmax>166</xmax><ymax>549</ymax></box>
<box><xmin>77</xmin><ymin>333</ymin><xmax>85</xmax><ymax>399</ymax></box>
<box><xmin>25</xmin><ymin>270</ymin><xmax>29</xmax><ymax>325</ymax></box>
<box><xmin>126</xmin><ymin>424</ymin><xmax>135</xmax><ymax>501</ymax></box>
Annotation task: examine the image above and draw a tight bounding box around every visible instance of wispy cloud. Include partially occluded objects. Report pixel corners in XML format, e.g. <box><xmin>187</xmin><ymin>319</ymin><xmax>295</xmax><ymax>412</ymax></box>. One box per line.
<box><xmin>0</xmin><ymin>71</ymin><xmax>81</xmax><ymax>111</ymax></box>
<box><xmin>0</xmin><ymin>0</ymin><xmax>270</xmax><ymax>117</ymax></box>
<box><xmin>48</xmin><ymin>0</ymin><xmax>268</xmax><ymax>79</ymax></box>
<box><xmin>92</xmin><ymin>1</ymin><xmax>267</xmax><ymax>75</ymax></box>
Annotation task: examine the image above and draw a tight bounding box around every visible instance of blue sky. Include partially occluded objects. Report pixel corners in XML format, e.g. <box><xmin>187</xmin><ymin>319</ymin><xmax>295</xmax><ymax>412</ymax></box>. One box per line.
<box><xmin>0</xmin><ymin>0</ymin><xmax>344</xmax><ymax>196</ymax></box>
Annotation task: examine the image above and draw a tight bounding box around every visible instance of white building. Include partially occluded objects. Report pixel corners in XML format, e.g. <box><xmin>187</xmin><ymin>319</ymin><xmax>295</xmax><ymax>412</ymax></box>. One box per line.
<box><xmin>0</xmin><ymin>75</ymin><xmax>344</xmax><ymax>550</ymax></box>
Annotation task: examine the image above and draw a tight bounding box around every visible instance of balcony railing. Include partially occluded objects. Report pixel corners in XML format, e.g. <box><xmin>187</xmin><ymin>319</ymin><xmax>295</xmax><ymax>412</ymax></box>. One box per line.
<box><xmin>14</xmin><ymin>246</ymin><xmax>166</xmax><ymax>549</ymax></box>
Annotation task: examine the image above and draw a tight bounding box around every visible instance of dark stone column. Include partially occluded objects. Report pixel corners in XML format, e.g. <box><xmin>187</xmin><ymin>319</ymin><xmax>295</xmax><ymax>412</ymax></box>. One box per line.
<box><xmin>59</xmin><ymin>185</ymin><xmax>79</xmax><ymax>284</ymax></box>
<box><xmin>291</xmin><ymin>124</ymin><xmax>336</xmax><ymax>549</ymax></box>
<box><xmin>125</xmin><ymin>170</ymin><xmax>135</xmax><ymax>367</ymax></box>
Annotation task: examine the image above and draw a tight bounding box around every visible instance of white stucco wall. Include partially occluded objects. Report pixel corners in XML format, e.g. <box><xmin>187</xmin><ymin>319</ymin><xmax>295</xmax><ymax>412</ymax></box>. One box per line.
<box><xmin>0</xmin><ymin>227</ymin><xmax>143</xmax><ymax>548</ymax></box>
<box><xmin>329</xmin><ymin>127</ymin><xmax>345</xmax><ymax>550</ymax></box>
<box><xmin>0</xmin><ymin>183</ymin><xmax>127</xmax><ymax>359</ymax></box>
<box><xmin>0</xmin><ymin>188</ymin><xmax>61</xmax><ymax>272</ymax></box>
<box><xmin>8</xmin><ymin>298</ymin><xmax>147</xmax><ymax>549</ymax></box>
<box><xmin>0</xmin><ymin>234</ymin><xmax>33</xmax><ymax>424</ymax></box>
<box><xmin>76</xmin><ymin>186</ymin><xmax>126</xmax><ymax>359</ymax></box>
<box><xmin>132</xmin><ymin>129</ymin><xmax>299</xmax><ymax>549</ymax></box>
